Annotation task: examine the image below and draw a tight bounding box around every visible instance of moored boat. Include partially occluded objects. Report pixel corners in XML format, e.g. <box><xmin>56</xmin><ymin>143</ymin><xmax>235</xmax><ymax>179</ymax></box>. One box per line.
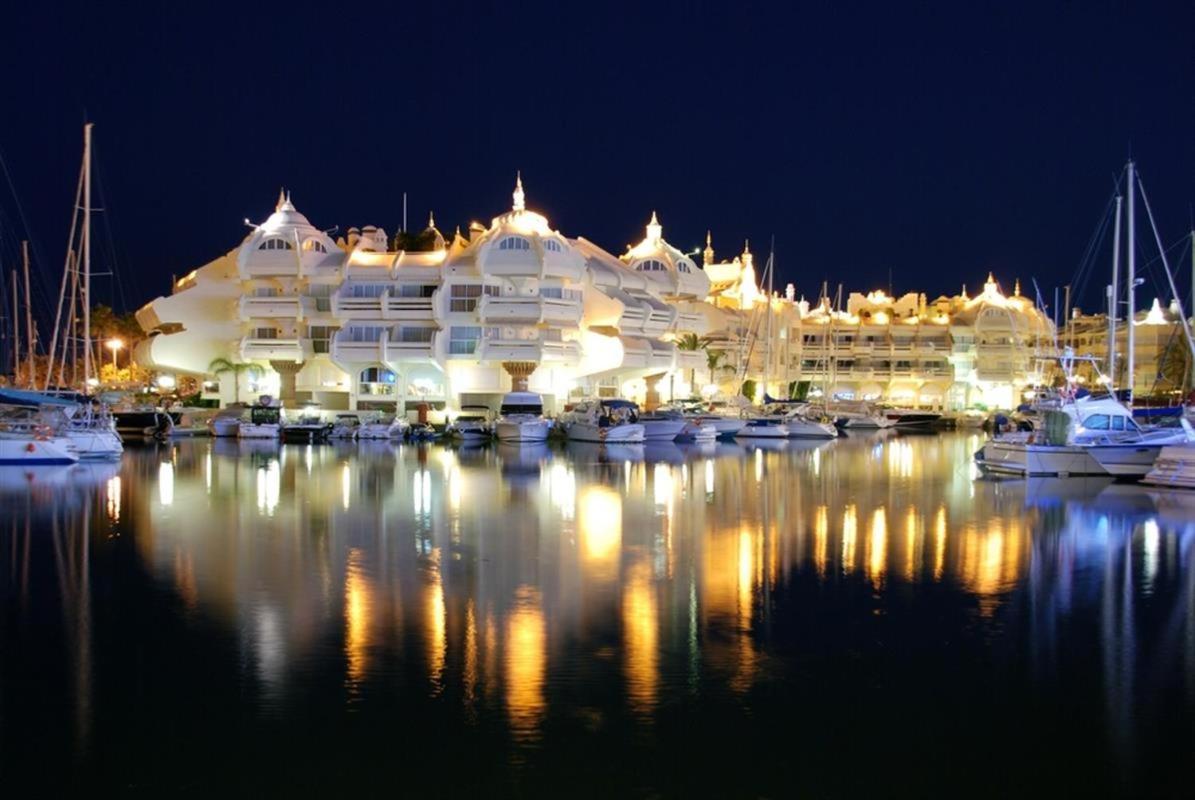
<box><xmin>494</xmin><ymin>392</ymin><xmax>552</xmax><ymax>443</ymax></box>
<box><xmin>559</xmin><ymin>399</ymin><xmax>646</xmax><ymax>443</ymax></box>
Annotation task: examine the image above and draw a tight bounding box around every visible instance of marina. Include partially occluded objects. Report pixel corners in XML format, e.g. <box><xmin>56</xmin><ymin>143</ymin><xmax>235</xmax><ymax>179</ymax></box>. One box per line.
<box><xmin>2</xmin><ymin>432</ymin><xmax>1194</xmax><ymax>794</ymax></box>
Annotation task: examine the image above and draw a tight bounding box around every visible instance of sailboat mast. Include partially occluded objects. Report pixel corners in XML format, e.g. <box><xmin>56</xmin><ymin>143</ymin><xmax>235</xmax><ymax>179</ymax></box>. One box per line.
<box><xmin>45</xmin><ymin>160</ymin><xmax>86</xmax><ymax>390</ymax></box>
<box><xmin>82</xmin><ymin>123</ymin><xmax>93</xmax><ymax>388</ymax></box>
<box><xmin>1108</xmin><ymin>194</ymin><xmax>1122</xmax><ymax>387</ymax></box>
<box><xmin>22</xmin><ymin>242</ymin><xmax>33</xmax><ymax>389</ymax></box>
<box><xmin>764</xmin><ymin>248</ymin><xmax>773</xmax><ymax>399</ymax></box>
<box><xmin>1125</xmin><ymin>159</ymin><xmax>1136</xmax><ymax>399</ymax></box>
<box><xmin>10</xmin><ymin>270</ymin><xmax>19</xmax><ymax>383</ymax></box>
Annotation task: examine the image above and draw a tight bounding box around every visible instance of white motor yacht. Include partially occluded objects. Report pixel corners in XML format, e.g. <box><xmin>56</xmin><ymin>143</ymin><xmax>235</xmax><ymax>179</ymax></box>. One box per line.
<box><xmin>239</xmin><ymin>396</ymin><xmax>282</xmax><ymax>439</ymax></box>
<box><xmin>559</xmin><ymin>399</ymin><xmax>646</xmax><ymax>444</ymax></box>
<box><xmin>0</xmin><ymin>389</ymin><xmax>122</xmax><ymax>459</ymax></box>
<box><xmin>329</xmin><ymin>413</ymin><xmax>361</xmax><ymax>439</ymax></box>
<box><xmin>208</xmin><ymin>404</ymin><xmax>245</xmax><ymax>437</ymax></box>
<box><xmin>446</xmin><ymin>405</ymin><xmax>494</xmax><ymax>440</ymax></box>
<box><xmin>636</xmin><ymin>409</ymin><xmax>688</xmax><ymax>441</ymax></box>
<box><xmin>494</xmin><ymin>392</ymin><xmax>552</xmax><ymax>443</ymax></box>
<box><xmin>359</xmin><ymin>415</ymin><xmax>407</xmax><ymax>440</ymax></box>
<box><xmin>976</xmin><ymin>395</ymin><xmax>1193</xmax><ymax>478</ymax></box>
<box><xmin>1142</xmin><ymin>445</ymin><xmax>1195</xmax><ymax>489</ymax></box>
<box><xmin>827</xmin><ymin>401</ymin><xmax>897</xmax><ymax>430</ymax></box>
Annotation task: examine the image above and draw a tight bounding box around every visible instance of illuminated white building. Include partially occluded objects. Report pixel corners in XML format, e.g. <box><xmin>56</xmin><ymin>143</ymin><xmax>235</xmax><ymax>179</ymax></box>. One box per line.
<box><xmin>136</xmin><ymin>180</ymin><xmax>710</xmax><ymax>413</ymax></box>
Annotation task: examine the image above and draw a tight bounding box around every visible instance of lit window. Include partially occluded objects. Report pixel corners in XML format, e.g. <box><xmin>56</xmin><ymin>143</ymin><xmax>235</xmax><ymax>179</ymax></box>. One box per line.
<box><xmin>360</xmin><ymin>367</ymin><xmax>397</xmax><ymax>384</ymax></box>
<box><xmin>497</xmin><ymin>236</ymin><xmax>531</xmax><ymax>251</ymax></box>
<box><xmin>301</xmin><ymin>239</ymin><xmax>328</xmax><ymax>253</ymax></box>
<box><xmin>543</xmin><ymin>239</ymin><xmax>562</xmax><ymax>253</ymax></box>
<box><xmin>677</xmin><ymin>261</ymin><xmax>691</xmax><ymax>273</ymax></box>
<box><xmin>636</xmin><ymin>259</ymin><xmax>668</xmax><ymax>272</ymax></box>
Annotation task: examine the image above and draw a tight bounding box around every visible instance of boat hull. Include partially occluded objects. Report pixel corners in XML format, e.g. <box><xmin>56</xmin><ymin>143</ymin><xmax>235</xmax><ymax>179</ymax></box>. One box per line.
<box><xmin>641</xmin><ymin>419</ymin><xmax>687</xmax><ymax>441</ymax></box>
<box><xmin>736</xmin><ymin>422</ymin><xmax>789</xmax><ymax>439</ymax></box>
<box><xmin>238</xmin><ymin>424</ymin><xmax>280</xmax><ymax>439</ymax></box>
<box><xmin>0</xmin><ymin>437</ymin><xmax>79</xmax><ymax>465</ymax></box>
<box><xmin>495</xmin><ymin>419</ymin><xmax>552</xmax><ymax>443</ymax></box>
<box><xmin>210</xmin><ymin>418</ymin><xmax>241</xmax><ymax>437</ymax></box>
<box><xmin>566</xmin><ymin>422</ymin><xmax>646</xmax><ymax>444</ymax></box>
<box><xmin>66</xmin><ymin>429</ymin><xmax>123</xmax><ymax>459</ymax></box>
<box><xmin>1142</xmin><ymin>445</ymin><xmax>1195</xmax><ymax>489</ymax></box>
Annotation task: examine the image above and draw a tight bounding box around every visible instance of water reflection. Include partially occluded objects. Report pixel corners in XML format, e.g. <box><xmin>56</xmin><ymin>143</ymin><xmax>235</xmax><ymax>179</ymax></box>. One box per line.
<box><xmin>3</xmin><ymin>434</ymin><xmax>1195</xmax><ymax>793</ymax></box>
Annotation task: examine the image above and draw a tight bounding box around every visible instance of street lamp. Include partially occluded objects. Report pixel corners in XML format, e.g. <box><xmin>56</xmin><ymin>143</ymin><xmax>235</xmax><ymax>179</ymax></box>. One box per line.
<box><xmin>106</xmin><ymin>338</ymin><xmax>124</xmax><ymax>370</ymax></box>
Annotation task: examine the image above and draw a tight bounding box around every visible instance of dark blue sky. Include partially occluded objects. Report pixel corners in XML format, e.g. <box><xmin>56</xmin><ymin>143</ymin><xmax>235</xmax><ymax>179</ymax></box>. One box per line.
<box><xmin>2</xmin><ymin>1</ymin><xmax>1193</xmax><ymax>323</ymax></box>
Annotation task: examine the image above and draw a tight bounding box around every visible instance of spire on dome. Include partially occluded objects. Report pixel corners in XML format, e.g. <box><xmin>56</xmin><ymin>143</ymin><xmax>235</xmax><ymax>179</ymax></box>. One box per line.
<box><xmin>703</xmin><ymin>230</ymin><xmax>715</xmax><ymax>266</ymax></box>
<box><xmin>428</xmin><ymin>211</ymin><xmax>436</xmax><ymax>229</ymax></box>
<box><xmin>1014</xmin><ymin>278</ymin><xmax>1021</xmax><ymax>296</ymax></box>
<box><xmin>276</xmin><ymin>188</ymin><xmax>286</xmax><ymax>211</ymax></box>
<box><xmin>961</xmin><ymin>284</ymin><xmax>969</xmax><ymax>300</ymax></box>
<box><xmin>512</xmin><ymin>171</ymin><xmax>525</xmax><ymax>212</ymax></box>
<box><xmin>743</xmin><ymin>239</ymin><xmax>751</xmax><ymax>254</ymax></box>
<box><xmin>646</xmin><ymin>210</ymin><xmax>662</xmax><ymax>242</ymax></box>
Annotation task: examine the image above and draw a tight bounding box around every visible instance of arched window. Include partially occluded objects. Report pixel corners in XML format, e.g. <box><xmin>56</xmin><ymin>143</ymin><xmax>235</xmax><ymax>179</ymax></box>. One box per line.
<box><xmin>676</xmin><ymin>260</ymin><xmax>692</xmax><ymax>273</ymax></box>
<box><xmin>497</xmin><ymin>236</ymin><xmax>531</xmax><ymax>252</ymax></box>
<box><xmin>543</xmin><ymin>239</ymin><xmax>563</xmax><ymax>253</ymax></box>
<box><xmin>636</xmin><ymin>259</ymin><xmax>667</xmax><ymax>272</ymax></box>
<box><xmin>258</xmin><ymin>238</ymin><xmax>294</xmax><ymax>251</ymax></box>
<box><xmin>301</xmin><ymin>239</ymin><xmax>328</xmax><ymax>253</ymax></box>
<box><xmin>359</xmin><ymin>366</ymin><xmax>397</xmax><ymax>385</ymax></box>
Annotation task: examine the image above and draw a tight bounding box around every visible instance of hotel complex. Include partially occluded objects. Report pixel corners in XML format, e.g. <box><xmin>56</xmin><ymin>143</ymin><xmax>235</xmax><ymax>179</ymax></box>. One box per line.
<box><xmin>136</xmin><ymin>178</ymin><xmax>1062</xmax><ymax>414</ymax></box>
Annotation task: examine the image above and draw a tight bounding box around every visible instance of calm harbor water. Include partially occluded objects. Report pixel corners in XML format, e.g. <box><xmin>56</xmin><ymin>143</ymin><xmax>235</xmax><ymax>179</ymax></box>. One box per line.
<box><xmin>2</xmin><ymin>432</ymin><xmax>1193</xmax><ymax>796</ymax></box>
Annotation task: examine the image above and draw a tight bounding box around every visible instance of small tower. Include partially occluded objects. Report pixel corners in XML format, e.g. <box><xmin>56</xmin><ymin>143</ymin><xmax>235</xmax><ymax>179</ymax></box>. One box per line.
<box><xmin>512</xmin><ymin>171</ymin><xmax>525</xmax><ymax>212</ymax></box>
<box><xmin>703</xmin><ymin>230</ymin><xmax>714</xmax><ymax>266</ymax></box>
<box><xmin>646</xmin><ymin>210</ymin><xmax>662</xmax><ymax>243</ymax></box>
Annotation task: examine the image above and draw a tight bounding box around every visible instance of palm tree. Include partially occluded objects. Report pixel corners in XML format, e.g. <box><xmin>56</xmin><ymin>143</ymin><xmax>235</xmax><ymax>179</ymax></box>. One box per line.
<box><xmin>207</xmin><ymin>357</ymin><xmax>264</xmax><ymax>404</ymax></box>
<box><xmin>676</xmin><ymin>333</ymin><xmax>711</xmax><ymax>395</ymax></box>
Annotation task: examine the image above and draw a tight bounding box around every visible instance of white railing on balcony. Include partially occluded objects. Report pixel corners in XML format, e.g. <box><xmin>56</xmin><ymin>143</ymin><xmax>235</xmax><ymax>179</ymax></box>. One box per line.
<box><xmin>243</xmin><ymin>254</ymin><xmax>301</xmax><ymax>277</ymax></box>
<box><xmin>240</xmin><ymin>336</ymin><xmax>305</xmax><ymax>361</ymax></box>
<box><xmin>239</xmin><ymin>295</ymin><xmax>302</xmax><ymax>321</ymax></box>
<box><xmin>383</xmin><ymin>295</ymin><xmax>436</xmax><ymax>320</ymax></box>
<box><xmin>384</xmin><ymin>333</ymin><xmax>436</xmax><ymax>361</ymax></box>
<box><xmin>477</xmin><ymin>295</ymin><xmax>582</xmax><ymax>325</ymax></box>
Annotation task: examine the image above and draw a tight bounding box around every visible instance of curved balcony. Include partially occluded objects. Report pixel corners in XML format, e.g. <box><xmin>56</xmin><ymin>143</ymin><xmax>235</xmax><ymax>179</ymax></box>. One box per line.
<box><xmin>240</xmin><ymin>336</ymin><xmax>306</xmax><ymax>362</ymax></box>
<box><xmin>477</xmin><ymin>295</ymin><xmax>582</xmax><ymax>326</ymax></box>
<box><xmin>239</xmin><ymin>295</ymin><xmax>302</xmax><ymax>321</ymax></box>
<box><xmin>332</xmin><ymin>290</ymin><xmax>439</xmax><ymax>322</ymax></box>
<box><xmin>331</xmin><ymin>329</ymin><xmax>439</xmax><ymax>364</ymax></box>
<box><xmin>477</xmin><ymin>335</ymin><xmax>581</xmax><ymax>364</ymax></box>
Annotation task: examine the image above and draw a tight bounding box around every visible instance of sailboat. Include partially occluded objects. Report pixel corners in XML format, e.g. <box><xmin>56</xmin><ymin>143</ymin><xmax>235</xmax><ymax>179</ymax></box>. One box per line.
<box><xmin>2</xmin><ymin>125</ymin><xmax>123</xmax><ymax>461</ymax></box>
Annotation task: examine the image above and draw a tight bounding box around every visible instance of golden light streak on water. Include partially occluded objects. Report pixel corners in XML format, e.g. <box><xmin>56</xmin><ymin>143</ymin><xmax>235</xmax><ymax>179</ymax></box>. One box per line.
<box><xmin>463</xmin><ymin>601</ymin><xmax>478</xmax><ymax>713</ymax></box>
<box><xmin>256</xmin><ymin>459</ymin><xmax>280</xmax><ymax>516</ymax></box>
<box><xmin>842</xmin><ymin>504</ymin><xmax>858</xmax><ymax>572</ymax></box>
<box><xmin>623</xmin><ymin>559</ymin><xmax>658</xmax><ymax>715</ymax></box>
<box><xmin>868</xmin><ymin>506</ymin><xmax>888</xmax><ymax>587</ymax></box>
<box><xmin>158</xmin><ymin>462</ymin><xmax>174</xmax><ymax>507</ymax></box>
<box><xmin>905</xmin><ymin>507</ymin><xmax>920</xmax><ymax>581</ymax></box>
<box><xmin>344</xmin><ymin>548</ymin><xmax>373</xmax><ymax>689</ymax></box>
<box><xmin>425</xmin><ymin>551</ymin><xmax>446</xmax><ymax>691</ymax></box>
<box><xmin>814</xmin><ymin>505</ymin><xmax>829</xmax><ymax>576</ymax></box>
<box><xmin>579</xmin><ymin>485</ymin><xmax>621</xmax><ymax>578</ymax></box>
<box><xmin>505</xmin><ymin>585</ymin><xmax>546</xmax><ymax>740</ymax></box>
<box><xmin>341</xmin><ymin>462</ymin><xmax>351</xmax><ymax>510</ymax></box>
<box><xmin>105</xmin><ymin>476</ymin><xmax>121</xmax><ymax>523</ymax></box>
<box><xmin>933</xmin><ymin>506</ymin><xmax>947</xmax><ymax>580</ymax></box>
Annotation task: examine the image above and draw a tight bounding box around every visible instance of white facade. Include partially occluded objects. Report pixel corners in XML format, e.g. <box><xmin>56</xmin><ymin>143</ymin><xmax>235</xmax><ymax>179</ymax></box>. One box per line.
<box><xmin>136</xmin><ymin>181</ymin><xmax>710</xmax><ymax>413</ymax></box>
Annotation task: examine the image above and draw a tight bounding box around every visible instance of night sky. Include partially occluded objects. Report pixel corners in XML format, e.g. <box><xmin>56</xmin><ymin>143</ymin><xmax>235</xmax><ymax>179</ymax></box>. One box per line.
<box><xmin>2</xmin><ymin>1</ymin><xmax>1194</xmax><ymax>327</ymax></box>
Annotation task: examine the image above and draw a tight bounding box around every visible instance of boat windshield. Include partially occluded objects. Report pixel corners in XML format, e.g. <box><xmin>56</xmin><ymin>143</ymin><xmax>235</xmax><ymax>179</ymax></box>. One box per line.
<box><xmin>500</xmin><ymin>404</ymin><xmax>542</xmax><ymax>416</ymax></box>
<box><xmin>251</xmin><ymin>407</ymin><xmax>281</xmax><ymax>424</ymax></box>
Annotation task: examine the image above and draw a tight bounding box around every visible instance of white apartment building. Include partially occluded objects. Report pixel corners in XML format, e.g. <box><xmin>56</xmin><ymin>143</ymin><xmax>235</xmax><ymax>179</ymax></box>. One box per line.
<box><xmin>135</xmin><ymin>179</ymin><xmax>711</xmax><ymax>414</ymax></box>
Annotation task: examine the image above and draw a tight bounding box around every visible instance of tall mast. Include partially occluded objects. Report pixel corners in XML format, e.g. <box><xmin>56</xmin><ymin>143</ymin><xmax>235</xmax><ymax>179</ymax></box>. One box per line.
<box><xmin>45</xmin><ymin>160</ymin><xmax>86</xmax><ymax>390</ymax></box>
<box><xmin>10</xmin><ymin>270</ymin><xmax>19</xmax><ymax>383</ymax></box>
<box><xmin>82</xmin><ymin>123</ymin><xmax>93</xmax><ymax>388</ymax></box>
<box><xmin>22</xmin><ymin>242</ymin><xmax>33</xmax><ymax>389</ymax></box>
<box><xmin>1125</xmin><ymin>159</ymin><xmax>1136</xmax><ymax>399</ymax></box>
<box><xmin>1108</xmin><ymin>194</ymin><xmax>1122</xmax><ymax>387</ymax></box>
<box><xmin>763</xmin><ymin>247</ymin><xmax>774</xmax><ymax>399</ymax></box>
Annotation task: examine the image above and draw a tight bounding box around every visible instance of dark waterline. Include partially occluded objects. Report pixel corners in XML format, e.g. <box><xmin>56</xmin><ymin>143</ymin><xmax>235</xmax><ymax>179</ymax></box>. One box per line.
<box><xmin>1</xmin><ymin>433</ymin><xmax>1193</xmax><ymax>797</ymax></box>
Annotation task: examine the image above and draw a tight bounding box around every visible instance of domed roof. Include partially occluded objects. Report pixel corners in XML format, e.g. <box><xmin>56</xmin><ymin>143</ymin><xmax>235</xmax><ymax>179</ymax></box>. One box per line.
<box><xmin>261</xmin><ymin>190</ymin><xmax>314</xmax><ymax>232</ymax></box>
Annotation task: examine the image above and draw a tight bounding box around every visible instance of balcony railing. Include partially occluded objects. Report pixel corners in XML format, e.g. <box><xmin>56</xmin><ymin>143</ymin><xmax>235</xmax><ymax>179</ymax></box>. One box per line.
<box><xmin>240</xmin><ymin>336</ymin><xmax>305</xmax><ymax>361</ymax></box>
<box><xmin>239</xmin><ymin>295</ymin><xmax>302</xmax><ymax>321</ymax></box>
<box><xmin>332</xmin><ymin>290</ymin><xmax>438</xmax><ymax>321</ymax></box>
<box><xmin>477</xmin><ymin>295</ymin><xmax>582</xmax><ymax>326</ymax></box>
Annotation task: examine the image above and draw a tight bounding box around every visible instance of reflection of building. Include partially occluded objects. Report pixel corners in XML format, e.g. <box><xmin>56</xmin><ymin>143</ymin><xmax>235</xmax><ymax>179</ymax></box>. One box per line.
<box><xmin>136</xmin><ymin>181</ymin><xmax>1054</xmax><ymax>412</ymax></box>
<box><xmin>1066</xmin><ymin>298</ymin><xmax>1192</xmax><ymax>398</ymax></box>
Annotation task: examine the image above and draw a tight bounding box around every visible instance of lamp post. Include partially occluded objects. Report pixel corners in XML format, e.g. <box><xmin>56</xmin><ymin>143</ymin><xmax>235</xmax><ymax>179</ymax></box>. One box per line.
<box><xmin>106</xmin><ymin>338</ymin><xmax>124</xmax><ymax>372</ymax></box>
